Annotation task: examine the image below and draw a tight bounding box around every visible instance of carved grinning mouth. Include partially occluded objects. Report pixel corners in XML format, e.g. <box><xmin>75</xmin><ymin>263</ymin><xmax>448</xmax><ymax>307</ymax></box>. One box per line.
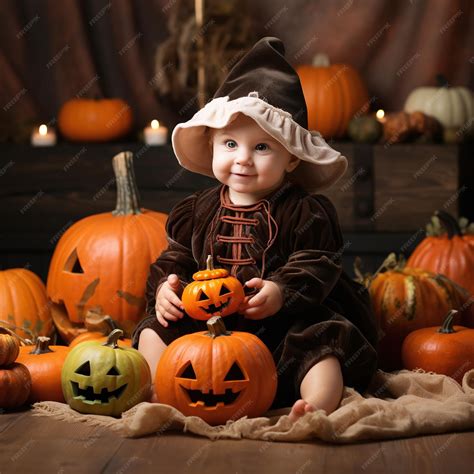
<box><xmin>181</xmin><ymin>387</ymin><xmax>242</xmax><ymax>407</ymax></box>
<box><xmin>71</xmin><ymin>381</ymin><xmax>127</xmax><ymax>404</ymax></box>
<box><xmin>202</xmin><ymin>299</ymin><xmax>230</xmax><ymax>315</ymax></box>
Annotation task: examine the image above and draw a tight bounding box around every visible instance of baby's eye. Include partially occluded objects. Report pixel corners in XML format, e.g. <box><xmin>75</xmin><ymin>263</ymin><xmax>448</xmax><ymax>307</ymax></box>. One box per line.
<box><xmin>225</xmin><ymin>140</ymin><xmax>237</xmax><ymax>149</ymax></box>
<box><xmin>255</xmin><ymin>143</ymin><xmax>269</xmax><ymax>151</ymax></box>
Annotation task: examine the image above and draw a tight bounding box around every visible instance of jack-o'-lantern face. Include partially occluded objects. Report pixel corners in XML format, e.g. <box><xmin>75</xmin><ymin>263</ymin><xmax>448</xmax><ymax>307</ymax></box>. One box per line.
<box><xmin>61</xmin><ymin>330</ymin><xmax>151</xmax><ymax>417</ymax></box>
<box><xmin>155</xmin><ymin>317</ymin><xmax>277</xmax><ymax>425</ymax></box>
<box><xmin>182</xmin><ymin>255</ymin><xmax>245</xmax><ymax>320</ymax></box>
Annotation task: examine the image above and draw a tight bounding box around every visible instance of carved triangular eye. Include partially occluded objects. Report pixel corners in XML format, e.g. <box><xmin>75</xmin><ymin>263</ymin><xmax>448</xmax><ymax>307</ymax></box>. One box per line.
<box><xmin>179</xmin><ymin>362</ymin><xmax>197</xmax><ymax>379</ymax></box>
<box><xmin>198</xmin><ymin>290</ymin><xmax>209</xmax><ymax>301</ymax></box>
<box><xmin>107</xmin><ymin>366</ymin><xmax>120</xmax><ymax>376</ymax></box>
<box><xmin>219</xmin><ymin>284</ymin><xmax>231</xmax><ymax>296</ymax></box>
<box><xmin>64</xmin><ymin>249</ymin><xmax>84</xmax><ymax>273</ymax></box>
<box><xmin>75</xmin><ymin>361</ymin><xmax>91</xmax><ymax>375</ymax></box>
<box><xmin>224</xmin><ymin>362</ymin><xmax>245</xmax><ymax>381</ymax></box>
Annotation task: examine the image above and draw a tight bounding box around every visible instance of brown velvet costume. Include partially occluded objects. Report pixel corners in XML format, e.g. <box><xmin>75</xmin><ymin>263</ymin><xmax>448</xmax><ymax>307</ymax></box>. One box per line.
<box><xmin>132</xmin><ymin>178</ymin><xmax>379</xmax><ymax>409</ymax></box>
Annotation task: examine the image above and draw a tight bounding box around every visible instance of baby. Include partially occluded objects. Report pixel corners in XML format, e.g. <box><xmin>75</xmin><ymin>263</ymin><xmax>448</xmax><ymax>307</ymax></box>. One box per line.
<box><xmin>133</xmin><ymin>37</ymin><xmax>378</xmax><ymax>422</ymax></box>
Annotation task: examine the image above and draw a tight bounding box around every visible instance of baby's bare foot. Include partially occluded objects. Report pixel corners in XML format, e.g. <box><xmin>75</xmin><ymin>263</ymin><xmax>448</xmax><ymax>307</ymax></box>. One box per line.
<box><xmin>288</xmin><ymin>399</ymin><xmax>315</xmax><ymax>422</ymax></box>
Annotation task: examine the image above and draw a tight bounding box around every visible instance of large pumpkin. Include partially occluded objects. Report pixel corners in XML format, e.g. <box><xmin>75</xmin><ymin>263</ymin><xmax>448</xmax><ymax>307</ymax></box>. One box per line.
<box><xmin>407</xmin><ymin>210</ymin><xmax>474</xmax><ymax>295</ymax></box>
<box><xmin>357</xmin><ymin>253</ymin><xmax>474</xmax><ymax>371</ymax></box>
<box><xmin>0</xmin><ymin>363</ymin><xmax>32</xmax><ymax>409</ymax></box>
<box><xmin>404</xmin><ymin>75</ymin><xmax>474</xmax><ymax>133</ymax></box>
<box><xmin>58</xmin><ymin>98</ymin><xmax>133</xmax><ymax>142</ymax></box>
<box><xmin>155</xmin><ymin>316</ymin><xmax>277</xmax><ymax>425</ymax></box>
<box><xmin>16</xmin><ymin>337</ymin><xmax>70</xmax><ymax>402</ymax></box>
<box><xmin>47</xmin><ymin>152</ymin><xmax>168</xmax><ymax>342</ymax></box>
<box><xmin>0</xmin><ymin>268</ymin><xmax>53</xmax><ymax>340</ymax></box>
<box><xmin>401</xmin><ymin>309</ymin><xmax>474</xmax><ymax>384</ymax></box>
<box><xmin>182</xmin><ymin>255</ymin><xmax>245</xmax><ymax>320</ymax></box>
<box><xmin>61</xmin><ymin>329</ymin><xmax>151</xmax><ymax>417</ymax></box>
<box><xmin>296</xmin><ymin>53</ymin><xmax>369</xmax><ymax>138</ymax></box>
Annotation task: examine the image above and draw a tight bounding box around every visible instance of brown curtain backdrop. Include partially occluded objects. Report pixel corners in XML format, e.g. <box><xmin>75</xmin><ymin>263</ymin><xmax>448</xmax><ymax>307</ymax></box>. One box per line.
<box><xmin>0</xmin><ymin>0</ymin><xmax>472</xmax><ymax>131</ymax></box>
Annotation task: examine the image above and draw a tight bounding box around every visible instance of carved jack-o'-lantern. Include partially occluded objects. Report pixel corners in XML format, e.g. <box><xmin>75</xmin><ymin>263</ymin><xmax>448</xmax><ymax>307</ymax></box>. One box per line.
<box><xmin>155</xmin><ymin>316</ymin><xmax>277</xmax><ymax>425</ymax></box>
<box><xmin>182</xmin><ymin>255</ymin><xmax>245</xmax><ymax>320</ymax></box>
<box><xmin>61</xmin><ymin>329</ymin><xmax>151</xmax><ymax>417</ymax></box>
<box><xmin>47</xmin><ymin>152</ymin><xmax>168</xmax><ymax>342</ymax></box>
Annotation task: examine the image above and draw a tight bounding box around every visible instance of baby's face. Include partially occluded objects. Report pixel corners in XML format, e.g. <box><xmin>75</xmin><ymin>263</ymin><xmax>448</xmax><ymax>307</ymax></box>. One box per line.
<box><xmin>210</xmin><ymin>114</ymin><xmax>299</xmax><ymax>203</ymax></box>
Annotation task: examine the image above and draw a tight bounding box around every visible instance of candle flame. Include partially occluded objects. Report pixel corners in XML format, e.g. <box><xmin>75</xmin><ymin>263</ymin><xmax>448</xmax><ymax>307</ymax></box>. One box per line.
<box><xmin>39</xmin><ymin>124</ymin><xmax>48</xmax><ymax>136</ymax></box>
<box><xmin>376</xmin><ymin>109</ymin><xmax>385</xmax><ymax>120</ymax></box>
<box><xmin>151</xmin><ymin>120</ymin><xmax>159</xmax><ymax>129</ymax></box>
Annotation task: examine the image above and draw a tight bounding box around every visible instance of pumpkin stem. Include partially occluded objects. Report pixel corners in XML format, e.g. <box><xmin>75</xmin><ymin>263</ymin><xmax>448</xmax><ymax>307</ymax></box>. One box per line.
<box><xmin>435</xmin><ymin>74</ymin><xmax>449</xmax><ymax>88</ymax></box>
<box><xmin>206</xmin><ymin>254</ymin><xmax>214</xmax><ymax>271</ymax></box>
<box><xmin>434</xmin><ymin>210</ymin><xmax>461</xmax><ymax>238</ymax></box>
<box><xmin>206</xmin><ymin>316</ymin><xmax>232</xmax><ymax>338</ymax></box>
<box><xmin>438</xmin><ymin>309</ymin><xmax>458</xmax><ymax>334</ymax></box>
<box><xmin>103</xmin><ymin>329</ymin><xmax>124</xmax><ymax>348</ymax></box>
<box><xmin>311</xmin><ymin>53</ymin><xmax>330</xmax><ymax>67</ymax></box>
<box><xmin>112</xmin><ymin>151</ymin><xmax>142</xmax><ymax>216</ymax></box>
<box><xmin>29</xmin><ymin>336</ymin><xmax>54</xmax><ymax>354</ymax></box>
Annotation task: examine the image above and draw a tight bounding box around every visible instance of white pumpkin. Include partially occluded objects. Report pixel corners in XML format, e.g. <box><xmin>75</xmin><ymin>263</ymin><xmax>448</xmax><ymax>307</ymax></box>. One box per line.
<box><xmin>404</xmin><ymin>79</ymin><xmax>473</xmax><ymax>133</ymax></box>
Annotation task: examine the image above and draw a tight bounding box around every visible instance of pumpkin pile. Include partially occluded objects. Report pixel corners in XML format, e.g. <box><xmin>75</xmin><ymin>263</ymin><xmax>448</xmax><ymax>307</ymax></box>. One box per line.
<box><xmin>0</xmin><ymin>326</ymin><xmax>32</xmax><ymax>409</ymax></box>
<box><xmin>356</xmin><ymin>248</ymin><xmax>474</xmax><ymax>378</ymax></box>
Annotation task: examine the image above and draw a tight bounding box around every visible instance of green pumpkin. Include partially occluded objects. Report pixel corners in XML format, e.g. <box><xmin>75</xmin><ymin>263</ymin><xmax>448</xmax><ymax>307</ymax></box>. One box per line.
<box><xmin>61</xmin><ymin>329</ymin><xmax>151</xmax><ymax>417</ymax></box>
<box><xmin>348</xmin><ymin>115</ymin><xmax>383</xmax><ymax>143</ymax></box>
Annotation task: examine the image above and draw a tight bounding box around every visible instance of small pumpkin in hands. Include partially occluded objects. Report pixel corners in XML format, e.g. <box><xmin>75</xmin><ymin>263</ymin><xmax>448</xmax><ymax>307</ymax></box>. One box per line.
<box><xmin>0</xmin><ymin>326</ymin><xmax>20</xmax><ymax>366</ymax></box>
<box><xmin>182</xmin><ymin>255</ymin><xmax>245</xmax><ymax>320</ymax></box>
<box><xmin>0</xmin><ymin>363</ymin><xmax>32</xmax><ymax>409</ymax></box>
<box><xmin>402</xmin><ymin>310</ymin><xmax>474</xmax><ymax>384</ymax></box>
<box><xmin>155</xmin><ymin>316</ymin><xmax>277</xmax><ymax>426</ymax></box>
<box><xmin>16</xmin><ymin>337</ymin><xmax>70</xmax><ymax>402</ymax></box>
<box><xmin>61</xmin><ymin>329</ymin><xmax>151</xmax><ymax>417</ymax></box>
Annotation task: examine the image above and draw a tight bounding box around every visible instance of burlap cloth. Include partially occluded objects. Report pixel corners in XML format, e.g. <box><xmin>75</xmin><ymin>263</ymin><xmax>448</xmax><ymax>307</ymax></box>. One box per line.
<box><xmin>32</xmin><ymin>368</ymin><xmax>474</xmax><ymax>443</ymax></box>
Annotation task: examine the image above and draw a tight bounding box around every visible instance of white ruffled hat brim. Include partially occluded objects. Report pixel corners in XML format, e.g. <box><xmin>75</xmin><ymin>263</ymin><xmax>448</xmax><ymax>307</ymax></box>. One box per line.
<box><xmin>172</xmin><ymin>92</ymin><xmax>348</xmax><ymax>193</ymax></box>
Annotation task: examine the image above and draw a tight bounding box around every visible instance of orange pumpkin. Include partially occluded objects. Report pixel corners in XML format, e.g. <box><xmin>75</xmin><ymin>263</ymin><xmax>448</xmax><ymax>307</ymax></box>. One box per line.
<box><xmin>0</xmin><ymin>363</ymin><xmax>32</xmax><ymax>409</ymax></box>
<box><xmin>296</xmin><ymin>53</ymin><xmax>369</xmax><ymax>138</ymax></box>
<box><xmin>0</xmin><ymin>268</ymin><xmax>53</xmax><ymax>340</ymax></box>
<box><xmin>402</xmin><ymin>309</ymin><xmax>474</xmax><ymax>384</ymax></box>
<box><xmin>155</xmin><ymin>316</ymin><xmax>277</xmax><ymax>426</ymax></box>
<box><xmin>70</xmin><ymin>316</ymin><xmax>131</xmax><ymax>348</ymax></box>
<box><xmin>182</xmin><ymin>255</ymin><xmax>245</xmax><ymax>320</ymax></box>
<box><xmin>0</xmin><ymin>326</ymin><xmax>20</xmax><ymax>366</ymax></box>
<box><xmin>407</xmin><ymin>210</ymin><xmax>474</xmax><ymax>295</ymax></box>
<box><xmin>47</xmin><ymin>152</ymin><xmax>168</xmax><ymax>342</ymax></box>
<box><xmin>16</xmin><ymin>337</ymin><xmax>70</xmax><ymax>402</ymax></box>
<box><xmin>358</xmin><ymin>253</ymin><xmax>474</xmax><ymax>371</ymax></box>
<box><xmin>58</xmin><ymin>98</ymin><xmax>133</xmax><ymax>142</ymax></box>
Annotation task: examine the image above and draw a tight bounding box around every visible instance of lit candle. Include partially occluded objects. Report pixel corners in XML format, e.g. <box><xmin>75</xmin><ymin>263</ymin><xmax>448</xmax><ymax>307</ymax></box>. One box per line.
<box><xmin>144</xmin><ymin>119</ymin><xmax>168</xmax><ymax>145</ymax></box>
<box><xmin>31</xmin><ymin>124</ymin><xmax>57</xmax><ymax>146</ymax></box>
<box><xmin>375</xmin><ymin>109</ymin><xmax>386</xmax><ymax>124</ymax></box>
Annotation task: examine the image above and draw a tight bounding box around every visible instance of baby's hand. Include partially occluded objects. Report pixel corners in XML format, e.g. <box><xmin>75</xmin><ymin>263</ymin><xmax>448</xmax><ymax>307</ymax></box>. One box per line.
<box><xmin>155</xmin><ymin>274</ymin><xmax>185</xmax><ymax>327</ymax></box>
<box><xmin>237</xmin><ymin>278</ymin><xmax>284</xmax><ymax>319</ymax></box>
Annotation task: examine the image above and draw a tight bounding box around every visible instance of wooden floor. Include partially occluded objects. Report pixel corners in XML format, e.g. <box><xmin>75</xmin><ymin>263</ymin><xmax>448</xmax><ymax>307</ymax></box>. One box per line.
<box><xmin>1</xmin><ymin>410</ymin><xmax>473</xmax><ymax>473</ymax></box>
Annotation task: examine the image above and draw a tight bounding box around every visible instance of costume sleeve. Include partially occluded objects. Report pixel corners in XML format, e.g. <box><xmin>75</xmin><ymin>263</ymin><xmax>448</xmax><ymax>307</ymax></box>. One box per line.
<box><xmin>144</xmin><ymin>193</ymin><xmax>199</xmax><ymax>318</ymax></box>
<box><xmin>266</xmin><ymin>193</ymin><xmax>344</xmax><ymax>316</ymax></box>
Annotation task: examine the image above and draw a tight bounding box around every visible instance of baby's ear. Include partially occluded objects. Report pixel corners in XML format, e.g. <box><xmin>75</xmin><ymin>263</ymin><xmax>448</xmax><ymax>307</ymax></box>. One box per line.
<box><xmin>287</xmin><ymin>155</ymin><xmax>301</xmax><ymax>172</ymax></box>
